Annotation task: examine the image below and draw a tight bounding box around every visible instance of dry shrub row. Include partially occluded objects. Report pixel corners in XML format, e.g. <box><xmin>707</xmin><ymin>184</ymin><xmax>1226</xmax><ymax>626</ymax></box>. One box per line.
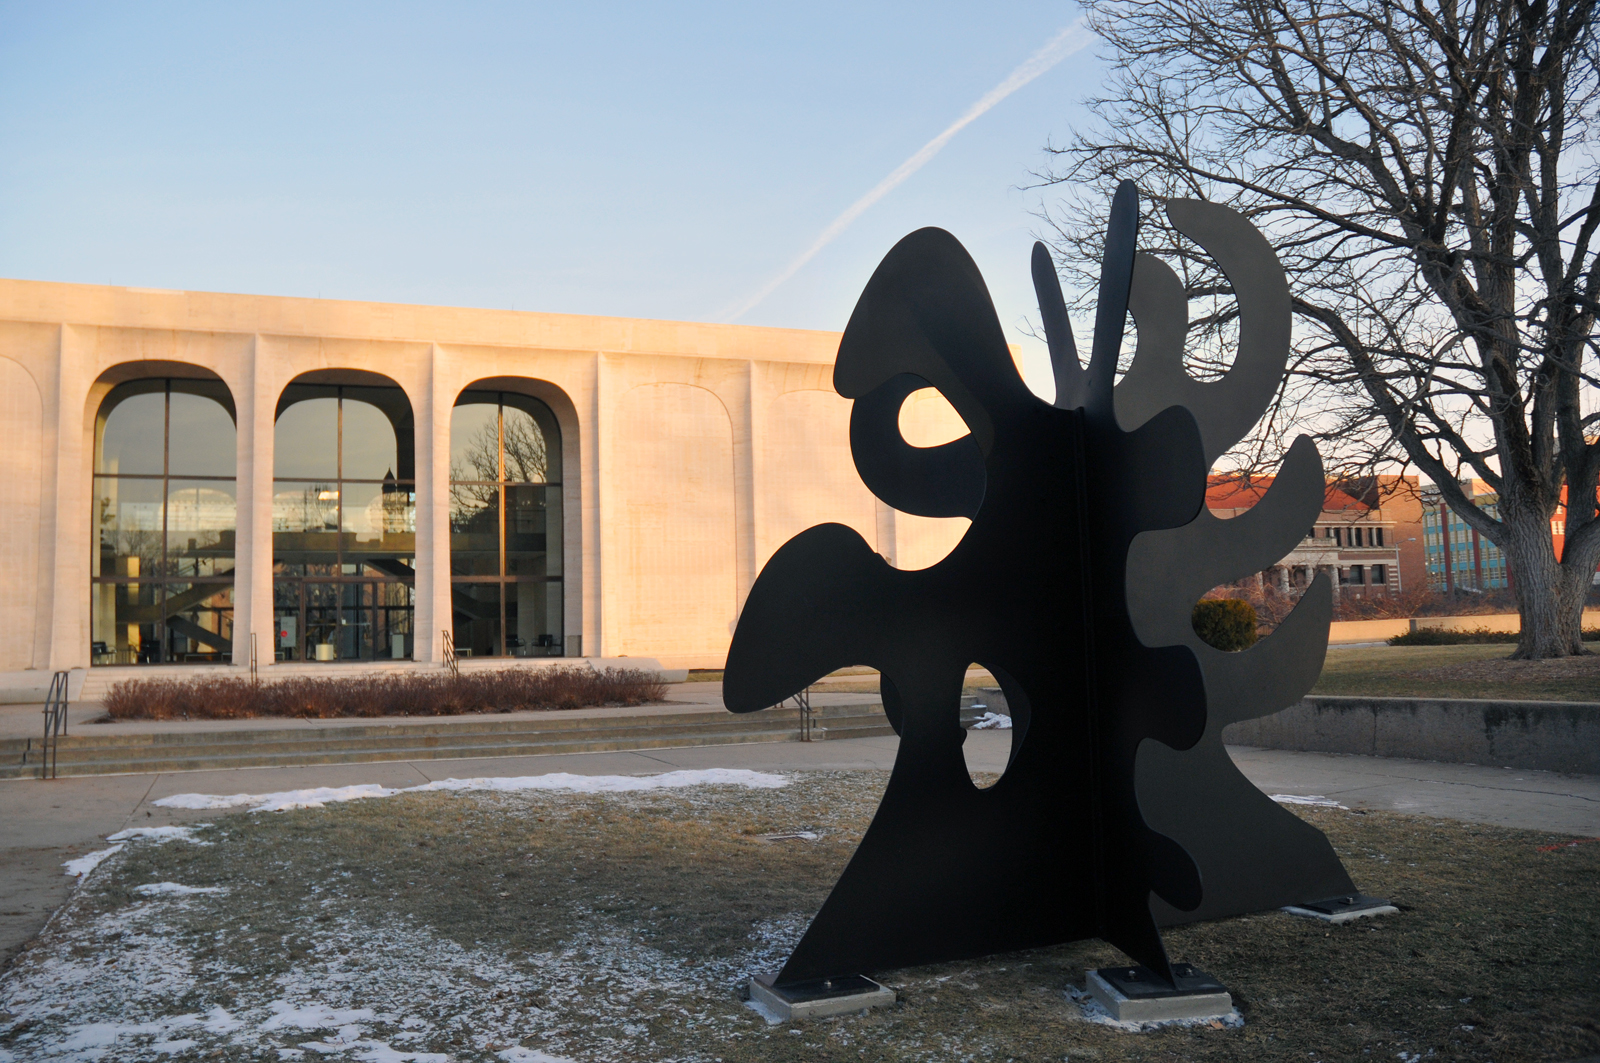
<box><xmin>102</xmin><ymin>667</ymin><xmax>668</xmax><ymax>721</ymax></box>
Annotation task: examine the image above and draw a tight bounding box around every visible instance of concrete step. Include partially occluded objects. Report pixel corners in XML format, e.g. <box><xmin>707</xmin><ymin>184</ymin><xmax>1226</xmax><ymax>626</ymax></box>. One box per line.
<box><xmin>1</xmin><ymin>704</ymin><xmax>894</xmax><ymax>780</ymax></box>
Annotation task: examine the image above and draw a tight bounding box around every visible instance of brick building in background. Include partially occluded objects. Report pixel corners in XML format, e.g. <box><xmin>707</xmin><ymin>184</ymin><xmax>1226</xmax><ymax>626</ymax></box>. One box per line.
<box><xmin>1205</xmin><ymin>474</ymin><xmax>1424</xmax><ymax>600</ymax></box>
<box><xmin>1423</xmin><ymin>480</ymin><xmax>1600</xmax><ymax>592</ymax></box>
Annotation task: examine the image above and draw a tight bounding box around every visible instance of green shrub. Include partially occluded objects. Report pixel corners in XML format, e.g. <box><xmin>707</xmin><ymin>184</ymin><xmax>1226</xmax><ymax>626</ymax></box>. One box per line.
<box><xmin>1389</xmin><ymin>626</ymin><xmax>1600</xmax><ymax>646</ymax></box>
<box><xmin>1192</xmin><ymin>598</ymin><xmax>1260</xmax><ymax>651</ymax></box>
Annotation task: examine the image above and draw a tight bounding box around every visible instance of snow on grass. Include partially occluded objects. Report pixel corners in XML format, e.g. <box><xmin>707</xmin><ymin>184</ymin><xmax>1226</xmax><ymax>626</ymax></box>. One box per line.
<box><xmin>971</xmin><ymin>712</ymin><xmax>1013</xmax><ymax>730</ymax></box>
<box><xmin>61</xmin><ymin>845</ymin><xmax>123</xmax><ymax>878</ymax></box>
<box><xmin>132</xmin><ymin>882</ymin><xmax>228</xmax><ymax>897</ymax></box>
<box><xmin>66</xmin><ymin>822</ymin><xmax>216</xmax><ymax>879</ymax></box>
<box><xmin>4</xmin><ymin>786</ymin><xmax>814</xmax><ymax>1063</ymax></box>
<box><xmin>106</xmin><ymin>824</ymin><xmax>213</xmax><ymax>845</ymax></box>
<box><xmin>1271</xmin><ymin>794</ymin><xmax>1349</xmax><ymax>809</ymax></box>
<box><xmin>152</xmin><ymin>769</ymin><xmax>791</xmax><ymax>813</ymax></box>
<box><xmin>497</xmin><ymin>1049</ymin><xmax>579</xmax><ymax>1063</ymax></box>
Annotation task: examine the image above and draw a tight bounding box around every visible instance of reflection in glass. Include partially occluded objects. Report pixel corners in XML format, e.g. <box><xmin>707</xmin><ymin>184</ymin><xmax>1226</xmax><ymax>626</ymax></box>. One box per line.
<box><xmin>91</xmin><ymin>379</ymin><xmax>236</xmax><ymax>665</ymax></box>
<box><xmin>164</xmin><ymin>480</ymin><xmax>237</xmax><ymax>578</ymax></box>
<box><xmin>273</xmin><ymin>393</ymin><xmax>339</xmax><ymax>478</ymax></box>
<box><xmin>97</xmin><ymin>385</ymin><xmax>166</xmax><ymax>475</ymax></box>
<box><xmin>505</xmin><ymin>485</ymin><xmax>560</xmax><ymax>577</ymax></box>
<box><xmin>166</xmin><ymin>384</ymin><xmax>238</xmax><ymax>476</ymax></box>
<box><xmin>272</xmin><ymin>381</ymin><xmax>415</xmax><ymax>661</ymax></box>
<box><xmin>448</xmin><ymin>391</ymin><xmax>563</xmax><ymax>656</ymax></box>
<box><xmin>449</xmin><ymin>401</ymin><xmax>498</xmax><ymax>481</ymax></box>
<box><xmin>341</xmin><ymin>396</ymin><xmax>403</xmax><ymax>481</ymax></box>
<box><xmin>449</xmin><ymin>483</ymin><xmax>499</xmax><ymax>576</ymax></box>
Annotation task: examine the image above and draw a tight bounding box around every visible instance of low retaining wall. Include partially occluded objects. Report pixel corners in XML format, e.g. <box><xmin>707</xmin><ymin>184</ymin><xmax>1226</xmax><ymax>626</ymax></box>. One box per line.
<box><xmin>1221</xmin><ymin>696</ymin><xmax>1600</xmax><ymax>775</ymax></box>
<box><xmin>1326</xmin><ymin>608</ymin><xmax>1600</xmax><ymax>645</ymax></box>
<box><xmin>969</xmin><ymin>688</ymin><xmax>1598</xmax><ymax>774</ymax></box>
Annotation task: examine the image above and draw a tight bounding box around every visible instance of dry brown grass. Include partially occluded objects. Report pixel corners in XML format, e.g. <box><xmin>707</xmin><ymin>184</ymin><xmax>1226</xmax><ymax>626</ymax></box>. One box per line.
<box><xmin>1313</xmin><ymin>644</ymin><xmax>1600</xmax><ymax>701</ymax></box>
<box><xmin>10</xmin><ymin>772</ymin><xmax>1595</xmax><ymax>1061</ymax></box>
<box><xmin>101</xmin><ymin>666</ymin><xmax>667</xmax><ymax>720</ymax></box>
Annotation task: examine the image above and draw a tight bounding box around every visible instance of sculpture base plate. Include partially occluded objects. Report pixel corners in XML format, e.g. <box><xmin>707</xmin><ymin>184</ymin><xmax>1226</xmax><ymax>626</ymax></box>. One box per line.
<box><xmin>1283</xmin><ymin>892</ymin><xmax>1397</xmax><ymax>923</ymax></box>
<box><xmin>748</xmin><ymin>973</ymin><xmax>895</xmax><ymax>1021</ymax></box>
<box><xmin>1086</xmin><ymin>964</ymin><xmax>1233</xmax><ymax>1023</ymax></box>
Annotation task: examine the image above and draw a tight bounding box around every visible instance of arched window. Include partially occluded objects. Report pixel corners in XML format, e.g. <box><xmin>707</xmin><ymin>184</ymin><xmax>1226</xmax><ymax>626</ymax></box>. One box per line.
<box><xmin>450</xmin><ymin>391</ymin><xmax>563</xmax><ymax>657</ymax></box>
<box><xmin>273</xmin><ymin>382</ymin><xmax>415</xmax><ymax>661</ymax></box>
<box><xmin>92</xmin><ymin>379</ymin><xmax>236</xmax><ymax>664</ymax></box>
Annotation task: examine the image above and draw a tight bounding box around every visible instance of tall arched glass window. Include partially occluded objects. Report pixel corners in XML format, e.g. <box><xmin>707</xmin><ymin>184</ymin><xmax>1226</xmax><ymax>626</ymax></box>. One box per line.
<box><xmin>450</xmin><ymin>391</ymin><xmax>563</xmax><ymax>657</ymax></box>
<box><xmin>92</xmin><ymin>379</ymin><xmax>237</xmax><ymax>664</ymax></box>
<box><xmin>273</xmin><ymin>383</ymin><xmax>416</xmax><ymax>661</ymax></box>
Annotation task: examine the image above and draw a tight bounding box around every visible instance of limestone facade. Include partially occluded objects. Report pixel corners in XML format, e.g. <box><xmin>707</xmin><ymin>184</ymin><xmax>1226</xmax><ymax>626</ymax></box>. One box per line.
<box><xmin>0</xmin><ymin>278</ymin><xmax>973</xmax><ymax>673</ymax></box>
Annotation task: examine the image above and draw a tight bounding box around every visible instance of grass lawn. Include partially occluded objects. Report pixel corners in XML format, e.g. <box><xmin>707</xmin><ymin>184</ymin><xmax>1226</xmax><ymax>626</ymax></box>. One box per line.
<box><xmin>704</xmin><ymin>648</ymin><xmax>1600</xmax><ymax>701</ymax></box>
<box><xmin>1311</xmin><ymin>644</ymin><xmax>1600</xmax><ymax>701</ymax></box>
<box><xmin>3</xmin><ymin>772</ymin><xmax>1595</xmax><ymax>1062</ymax></box>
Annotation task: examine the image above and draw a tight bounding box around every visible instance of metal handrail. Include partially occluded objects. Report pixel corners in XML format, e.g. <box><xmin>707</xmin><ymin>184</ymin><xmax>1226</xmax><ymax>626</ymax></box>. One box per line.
<box><xmin>442</xmin><ymin>629</ymin><xmax>460</xmax><ymax>679</ymax></box>
<box><xmin>40</xmin><ymin>670</ymin><xmax>69</xmax><ymax>780</ymax></box>
<box><xmin>791</xmin><ymin>686</ymin><xmax>816</xmax><ymax>742</ymax></box>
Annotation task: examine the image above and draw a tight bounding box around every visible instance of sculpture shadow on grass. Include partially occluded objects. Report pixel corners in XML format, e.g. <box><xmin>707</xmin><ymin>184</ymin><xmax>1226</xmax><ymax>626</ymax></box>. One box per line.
<box><xmin>723</xmin><ymin>181</ymin><xmax>1356</xmax><ymax>988</ymax></box>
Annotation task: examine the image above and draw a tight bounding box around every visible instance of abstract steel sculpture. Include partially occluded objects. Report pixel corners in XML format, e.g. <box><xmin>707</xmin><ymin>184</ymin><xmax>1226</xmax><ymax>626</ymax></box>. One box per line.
<box><xmin>724</xmin><ymin>181</ymin><xmax>1360</xmax><ymax>989</ymax></box>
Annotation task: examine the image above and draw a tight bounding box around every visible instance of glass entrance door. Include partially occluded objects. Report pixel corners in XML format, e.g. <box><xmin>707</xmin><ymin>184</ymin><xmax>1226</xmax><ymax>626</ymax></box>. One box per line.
<box><xmin>274</xmin><ymin>579</ymin><xmax>413</xmax><ymax>661</ymax></box>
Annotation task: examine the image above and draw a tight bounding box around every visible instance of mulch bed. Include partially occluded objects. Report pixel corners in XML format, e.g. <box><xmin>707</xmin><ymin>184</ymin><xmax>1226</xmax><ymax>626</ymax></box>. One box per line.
<box><xmin>2</xmin><ymin>771</ymin><xmax>1596</xmax><ymax>1061</ymax></box>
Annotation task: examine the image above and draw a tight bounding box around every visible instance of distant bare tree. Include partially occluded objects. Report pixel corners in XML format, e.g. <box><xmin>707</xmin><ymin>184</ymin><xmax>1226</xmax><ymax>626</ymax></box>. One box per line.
<box><xmin>449</xmin><ymin>408</ymin><xmax>550</xmax><ymax>527</ymax></box>
<box><xmin>1040</xmin><ymin>0</ymin><xmax>1600</xmax><ymax>657</ymax></box>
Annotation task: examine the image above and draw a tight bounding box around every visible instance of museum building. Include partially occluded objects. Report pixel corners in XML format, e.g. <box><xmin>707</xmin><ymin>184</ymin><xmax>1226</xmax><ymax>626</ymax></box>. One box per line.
<box><xmin>0</xmin><ymin>277</ymin><xmax>974</xmax><ymax>681</ymax></box>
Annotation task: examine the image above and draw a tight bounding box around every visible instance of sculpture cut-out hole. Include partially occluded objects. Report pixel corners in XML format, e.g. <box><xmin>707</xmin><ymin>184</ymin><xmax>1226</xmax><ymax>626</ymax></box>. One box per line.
<box><xmin>1192</xmin><ymin>595</ymin><xmax>1261</xmax><ymax>651</ymax></box>
<box><xmin>897</xmin><ymin>387</ymin><xmax>968</xmax><ymax>448</ymax></box>
<box><xmin>962</xmin><ymin>662</ymin><xmax>1004</xmax><ymax>789</ymax></box>
<box><xmin>963</xmin><ymin>662</ymin><xmax>1031</xmax><ymax>790</ymax></box>
<box><xmin>1184</xmin><ymin>291</ymin><xmax>1239</xmax><ymax>383</ymax></box>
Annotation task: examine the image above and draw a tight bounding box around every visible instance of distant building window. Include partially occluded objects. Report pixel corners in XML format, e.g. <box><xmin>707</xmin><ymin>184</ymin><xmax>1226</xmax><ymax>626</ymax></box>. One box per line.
<box><xmin>1351</xmin><ymin>564</ymin><xmax>1366</xmax><ymax>585</ymax></box>
<box><xmin>1374</xmin><ymin>528</ymin><xmax>1384</xmax><ymax>546</ymax></box>
<box><xmin>1372</xmin><ymin>564</ymin><xmax>1386</xmax><ymax>585</ymax></box>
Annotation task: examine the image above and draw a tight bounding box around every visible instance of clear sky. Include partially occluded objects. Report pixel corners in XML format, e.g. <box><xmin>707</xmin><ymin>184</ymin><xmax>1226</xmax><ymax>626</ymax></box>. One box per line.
<box><xmin>0</xmin><ymin>1</ymin><xmax>1104</xmax><ymax>395</ymax></box>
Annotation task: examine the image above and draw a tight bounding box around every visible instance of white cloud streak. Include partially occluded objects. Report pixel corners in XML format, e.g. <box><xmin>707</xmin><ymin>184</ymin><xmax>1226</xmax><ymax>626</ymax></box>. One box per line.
<box><xmin>720</xmin><ymin>20</ymin><xmax>1095</xmax><ymax>323</ymax></box>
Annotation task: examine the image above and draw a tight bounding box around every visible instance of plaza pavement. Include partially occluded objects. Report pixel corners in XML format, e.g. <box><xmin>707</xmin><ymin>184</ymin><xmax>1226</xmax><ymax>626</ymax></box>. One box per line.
<box><xmin>2</xmin><ymin>702</ymin><xmax>1596</xmax><ymax>969</ymax></box>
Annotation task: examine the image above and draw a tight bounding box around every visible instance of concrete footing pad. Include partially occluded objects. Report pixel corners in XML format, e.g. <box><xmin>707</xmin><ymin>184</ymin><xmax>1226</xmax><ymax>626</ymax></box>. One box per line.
<box><xmin>1086</xmin><ymin>965</ymin><xmax>1233</xmax><ymax>1023</ymax></box>
<box><xmin>747</xmin><ymin>973</ymin><xmax>895</xmax><ymax>1021</ymax></box>
<box><xmin>1283</xmin><ymin>892</ymin><xmax>1398</xmax><ymax>923</ymax></box>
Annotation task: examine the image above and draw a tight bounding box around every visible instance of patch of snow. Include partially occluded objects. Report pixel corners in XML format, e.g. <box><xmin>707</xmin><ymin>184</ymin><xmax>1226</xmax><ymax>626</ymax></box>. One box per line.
<box><xmin>1065</xmin><ymin>985</ymin><xmax>1244</xmax><ymax>1032</ymax></box>
<box><xmin>743</xmin><ymin>997</ymin><xmax>787</xmax><ymax>1025</ymax></box>
<box><xmin>416</xmin><ymin>768</ymin><xmax>788</xmax><ymax>795</ymax></box>
<box><xmin>758</xmin><ymin>831</ymin><xmax>820</xmax><ymax>842</ymax></box>
<box><xmin>132</xmin><ymin>882</ymin><xmax>228</xmax><ymax>897</ymax></box>
<box><xmin>1270</xmin><ymin>793</ymin><xmax>1348</xmax><ymax>809</ymax></box>
<box><xmin>62</xmin><ymin>844</ymin><xmax>123</xmax><ymax>878</ymax></box>
<box><xmin>153</xmin><ymin>768</ymin><xmax>791</xmax><ymax>814</ymax></box>
<box><xmin>107</xmin><ymin>824</ymin><xmax>213</xmax><ymax>845</ymax></box>
<box><xmin>498</xmin><ymin>1048</ymin><xmax>580</xmax><ymax>1063</ymax></box>
<box><xmin>971</xmin><ymin>712</ymin><xmax>1013</xmax><ymax>730</ymax></box>
<box><xmin>154</xmin><ymin>784</ymin><xmax>399</xmax><ymax>812</ymax></box>
<box><xmin>258</xmin><ymin>1001</ymin><xmax>378</xmax><ymax>1032</ymax></box>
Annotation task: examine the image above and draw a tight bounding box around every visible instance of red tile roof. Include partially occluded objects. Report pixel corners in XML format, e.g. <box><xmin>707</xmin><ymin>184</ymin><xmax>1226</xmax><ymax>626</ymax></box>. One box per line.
<box><xmin>1205</xmin><ymin>476</ymin><xmax>1368</xmax><ymax>512</ymax></box>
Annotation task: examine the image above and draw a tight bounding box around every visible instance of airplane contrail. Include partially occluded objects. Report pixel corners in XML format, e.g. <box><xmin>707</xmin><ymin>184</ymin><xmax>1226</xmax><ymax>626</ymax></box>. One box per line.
<box><xmin>720</xmin><ymin>20</ymin><xmax>1095</xmax><ymax>323</ymax></box>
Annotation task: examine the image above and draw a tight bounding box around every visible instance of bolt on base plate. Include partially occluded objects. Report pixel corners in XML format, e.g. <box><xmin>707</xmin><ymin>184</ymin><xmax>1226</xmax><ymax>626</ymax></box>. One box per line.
<box><xmin>1283</xmin><ymin>892</ymin><xmax>1397</xmax><ymax>923</ymax></box>
<box><xmin>748</xmin><ymin>972</ymin><xmax>895</xmax><ymax>1021</ymax></box>
<box><xmin>1086</xmin><ymin>963</ymin><xmax>1234</xmax><ymax>1023</ymax></box>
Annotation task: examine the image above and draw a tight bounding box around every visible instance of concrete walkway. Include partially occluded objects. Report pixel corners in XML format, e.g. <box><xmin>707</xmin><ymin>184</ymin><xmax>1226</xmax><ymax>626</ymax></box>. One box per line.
<box><xmin>3</xmin><ymin>729</ymin><xmax>1596</xmax><ymax>971</ymax></box>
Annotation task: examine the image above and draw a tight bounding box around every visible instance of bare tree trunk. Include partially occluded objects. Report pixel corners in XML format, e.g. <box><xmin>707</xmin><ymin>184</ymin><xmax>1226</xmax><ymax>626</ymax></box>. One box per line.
<box><xmin>1504</xmin><ymin>512</ymin><xmax>1591</xmax><ymax>658</ymax></box>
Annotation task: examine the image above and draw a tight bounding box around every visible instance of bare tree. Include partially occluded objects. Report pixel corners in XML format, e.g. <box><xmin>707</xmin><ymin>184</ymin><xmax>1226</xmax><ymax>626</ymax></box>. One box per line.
<box><xmin>1040</xmin><ymin>0</ymin><xmax>1600</xmax><ymax>657</ymax></box>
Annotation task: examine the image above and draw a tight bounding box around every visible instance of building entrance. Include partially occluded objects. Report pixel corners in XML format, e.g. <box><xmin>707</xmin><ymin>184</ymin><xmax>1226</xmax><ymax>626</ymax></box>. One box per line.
<box><xmin>274</xmin><ymin>578</ymin><xmax>415</xmax><ymax>662</ymax></box>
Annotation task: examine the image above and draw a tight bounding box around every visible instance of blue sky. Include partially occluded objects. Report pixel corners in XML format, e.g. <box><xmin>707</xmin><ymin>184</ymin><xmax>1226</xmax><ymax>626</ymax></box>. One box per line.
<box><xmin>0</xmin><ymin>2</ymin><xmax>1104</xmax><ymax>391</ymax></box>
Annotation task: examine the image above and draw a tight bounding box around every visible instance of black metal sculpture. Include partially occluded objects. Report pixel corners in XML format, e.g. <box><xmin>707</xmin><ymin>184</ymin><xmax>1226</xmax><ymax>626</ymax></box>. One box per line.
<box><xmin>724</xmin><ymin>181</ymin><xmax>1358</xmax><ymax>989</ymax></box>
